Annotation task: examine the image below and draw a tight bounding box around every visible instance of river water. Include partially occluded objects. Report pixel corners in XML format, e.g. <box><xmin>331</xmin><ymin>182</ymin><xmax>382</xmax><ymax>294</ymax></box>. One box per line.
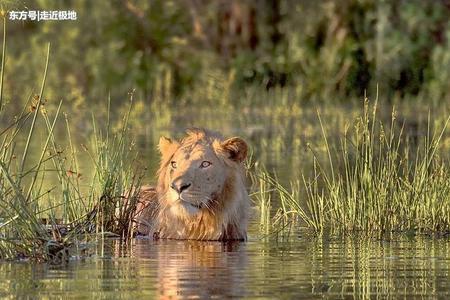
<box><xmin>1</xmin><ymin>233</ymin><xmax>450</xmax><ymax>299</ymax></box>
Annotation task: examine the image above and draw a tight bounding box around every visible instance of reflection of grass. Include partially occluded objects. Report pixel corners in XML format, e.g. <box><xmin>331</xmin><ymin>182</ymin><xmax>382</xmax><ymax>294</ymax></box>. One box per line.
<box><xmin>0</xmin><ymin>44</ymin><xmax>143</xmax><ymax>262</ymax></box>
<box><xmin>255</xmin><ymin>97</ymin><xmax>450</xmax><ymax>236</ymax></box>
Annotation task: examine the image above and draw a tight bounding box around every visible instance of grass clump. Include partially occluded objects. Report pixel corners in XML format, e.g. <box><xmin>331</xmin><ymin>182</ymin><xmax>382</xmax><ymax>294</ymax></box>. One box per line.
<box><xmin>83</xmin><ymin>94</ymin><xmax>145</xmax><ymax>239</ymax></box>
<box><xmin>0</xmin><ymin>42</ymin><xmax>144</xmax><ymax>262</ymax></box>
<box><xmin>303</xmin><ymin>98</ymin><xmax>450</xmax><ymax>235</ymax></box>
<box><xmin>254</xmin><ymin>98</ymin><xmax>450</xmax><ymax>237</ymax></box>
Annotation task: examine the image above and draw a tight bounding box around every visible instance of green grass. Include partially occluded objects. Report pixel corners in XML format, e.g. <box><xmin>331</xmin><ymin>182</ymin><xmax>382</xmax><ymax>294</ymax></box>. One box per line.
<box><xmin>256</xmin><ymin>97</ymin><xmax>450</xmax><ymax>237</ymax></box>
<box><xmin>0</xmin><ymin>41</ymin><xmax>144</xmax><ymax>262</ymax></box>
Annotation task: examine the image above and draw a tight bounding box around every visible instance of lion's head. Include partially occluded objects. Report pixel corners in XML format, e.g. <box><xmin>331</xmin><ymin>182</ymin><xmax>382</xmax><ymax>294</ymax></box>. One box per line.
<box><xmin>153</xmin><ymin>128</ymin><xmax>249</xmax><ymax>240</ymax></box>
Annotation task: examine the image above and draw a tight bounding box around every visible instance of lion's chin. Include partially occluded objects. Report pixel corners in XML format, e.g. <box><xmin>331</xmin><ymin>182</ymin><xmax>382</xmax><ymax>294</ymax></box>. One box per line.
<box><xmin>172</xmin><ymin>199</ymin><xmax>203</xmax><ymax>216</ymax></box>
<box><xmin>181</xmin><ymin>201</ymin><xmax>200</xmax><ymax>216</ymax></box>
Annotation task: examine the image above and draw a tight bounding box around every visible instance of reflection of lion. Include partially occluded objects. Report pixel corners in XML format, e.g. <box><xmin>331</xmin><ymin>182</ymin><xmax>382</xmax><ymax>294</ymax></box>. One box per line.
<box><xmin>155</xmin><ymin>240</ymin><xmax>247</xmax><ymax>299</ymax></box>
<box><xmin>135</xmin><ymin>128</ymin><xmax>249</xmax><ymax>240</ymax></box>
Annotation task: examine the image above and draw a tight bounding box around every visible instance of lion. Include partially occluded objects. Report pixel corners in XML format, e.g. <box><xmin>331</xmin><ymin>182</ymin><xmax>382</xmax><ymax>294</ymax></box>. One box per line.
<box><xmin>134</xmin><ymin>128</ymin><xmax>249</xmax><ymax>241</ymax></box>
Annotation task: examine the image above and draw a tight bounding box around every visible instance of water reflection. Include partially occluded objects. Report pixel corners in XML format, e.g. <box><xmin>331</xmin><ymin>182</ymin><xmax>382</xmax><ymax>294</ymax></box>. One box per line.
<box><xmin>134</xmin><ymin>240</ymin><xmax>247</xmax><ymax>299</ymax></box>
<box><xmin>1</xmin><ymin>236</ymin><xmax>450</xmax><ymax>298</ymax></box>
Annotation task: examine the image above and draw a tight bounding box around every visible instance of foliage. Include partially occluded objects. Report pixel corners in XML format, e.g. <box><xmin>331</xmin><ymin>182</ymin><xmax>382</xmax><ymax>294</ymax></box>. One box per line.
<box><xmin>1</xmin><ymin>0</ymin><xmax>450</xmax><ymax>111</ymax></box>
<box><xmin>257</xmin><ymin>98</ymin><xmax>450</xmax><ymax>236</ymax></box>
<box><xmin>0</xmin><ymin>40</ymin><xmax>143</xmax><ymax>261</ymax></box>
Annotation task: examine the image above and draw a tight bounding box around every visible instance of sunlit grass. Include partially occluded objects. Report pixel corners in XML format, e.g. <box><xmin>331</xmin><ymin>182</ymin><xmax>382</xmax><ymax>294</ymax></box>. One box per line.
<box><xmin>255</xmin><ymin>97</ymin><xmax>450</xmax><ymax>236</ymax></box>
<box><xmin>0</xmin><ymin>41</ymin><xmax>143</xmax><ymax>262</ymax></box>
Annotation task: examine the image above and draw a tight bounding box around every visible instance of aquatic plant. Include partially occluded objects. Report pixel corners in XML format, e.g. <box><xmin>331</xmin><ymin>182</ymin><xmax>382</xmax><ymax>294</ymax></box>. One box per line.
<box><xmin>0</xmin><ymin>39</ymin><xmax>143</xmax><ymax>261</ymax></box>
<box><xmin>257</xmin><ymin>96</ymin><xmax>450</xmax><ymax>236</ymax></box>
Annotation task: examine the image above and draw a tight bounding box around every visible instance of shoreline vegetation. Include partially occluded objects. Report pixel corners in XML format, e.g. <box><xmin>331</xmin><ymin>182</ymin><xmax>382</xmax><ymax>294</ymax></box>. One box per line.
<box><xmin>255</xmin><ymin>98</ymin><xmax>450</xmax><ymax>238</ymax></box>
<box><xmin>0</xmin><ymin>44</ymin><xmax>145</xmax><ymax>262</ymax></box>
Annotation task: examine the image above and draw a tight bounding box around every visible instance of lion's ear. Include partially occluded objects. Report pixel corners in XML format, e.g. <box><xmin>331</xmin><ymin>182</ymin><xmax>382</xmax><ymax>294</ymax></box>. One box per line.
<box><xmin>221</xmin><ymin>137</ymin><xmax>248</xmax><ymax>163</ymax></box>
<box><xmin>158</xmin><ymin>136</ymin><xmax>179</xmax><ymax>156</ymax></box>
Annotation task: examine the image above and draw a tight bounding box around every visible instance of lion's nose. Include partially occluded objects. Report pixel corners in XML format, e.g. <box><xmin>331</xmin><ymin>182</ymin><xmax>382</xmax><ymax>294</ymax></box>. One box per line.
<box><xmin>171</xmin><ymin>181</ymin><xmax>192</xmax><ymax>193</ymax></box>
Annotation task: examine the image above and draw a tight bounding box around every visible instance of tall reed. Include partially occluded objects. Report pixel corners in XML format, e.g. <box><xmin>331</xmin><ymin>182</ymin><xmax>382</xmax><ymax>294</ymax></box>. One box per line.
<box><xmin>0</xmin><ymin>38</ymin><xmax>143</xmax><ymax>261</ymax></box>
<box><xmin>302</xmin><ymin>98</ymin><xmax>450</xmax><ymax>235</ymax></box>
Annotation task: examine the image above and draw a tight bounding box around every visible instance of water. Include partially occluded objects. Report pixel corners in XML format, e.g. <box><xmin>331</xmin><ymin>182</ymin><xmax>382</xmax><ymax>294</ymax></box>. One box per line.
<box><xmin>1</xmin><ymin>234</ymin><xmax>450</xmax><ymax>299</ymax></box>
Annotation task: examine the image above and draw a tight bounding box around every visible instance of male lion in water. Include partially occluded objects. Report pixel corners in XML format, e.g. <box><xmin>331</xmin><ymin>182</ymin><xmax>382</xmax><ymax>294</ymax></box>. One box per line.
<box><xmin>135</xmin><ymin>128</ymin><xmax>249</xmax><ymax>240</ymax></box>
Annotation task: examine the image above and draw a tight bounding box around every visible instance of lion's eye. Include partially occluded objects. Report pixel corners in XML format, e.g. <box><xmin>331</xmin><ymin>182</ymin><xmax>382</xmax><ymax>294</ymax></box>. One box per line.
<box><xmin>170</xmin><ymin>161</ymin><xmax>177</xmax><ymax>169</ymax></box>
<box><xmin>200</xmin><ymin>161</ymin><xmax>212</xmax><ymax>168</ymax></box>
